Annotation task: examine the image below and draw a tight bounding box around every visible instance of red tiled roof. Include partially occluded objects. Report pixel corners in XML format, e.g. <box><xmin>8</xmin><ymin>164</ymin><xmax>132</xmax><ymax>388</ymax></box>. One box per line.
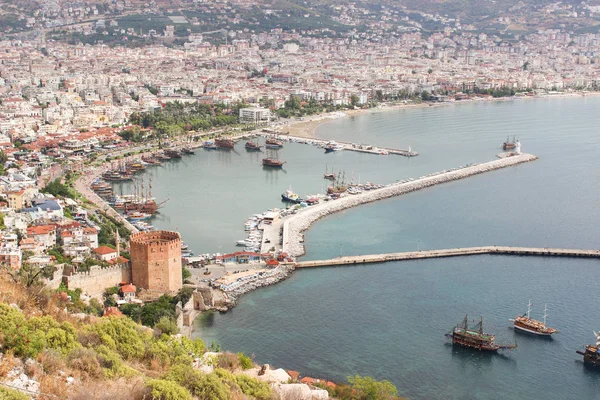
<box><xmin>27</xmin><ymin>225</ymin><xmax>55</xmax><ymax>235</ymax></box>
<box><xmin>93</xmin><ymin>246</ymin><xmax>117</xmax><ymax>255</ymax></box>
<box><xmin>120</xmin><ymin>284</ymin><xmax>136</xmax><ymax>293</ymax></box>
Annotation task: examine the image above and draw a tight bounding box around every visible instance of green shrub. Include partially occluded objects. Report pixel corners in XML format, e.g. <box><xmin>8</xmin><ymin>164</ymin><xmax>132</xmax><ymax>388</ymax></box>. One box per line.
<box><xmin>154</xmin><ymin>316</ymin><xmax>179</xmax><ymax>336</ymax></box>
<box><xmin>147</xmin><ymin>336</ymin><xmax>192</xmax><ymax>367</ymax></box>
<box><xmin>348</xmin><ymin>375</ymin><xmax>399</xmax><ymax>400</ymax></box>
<box><xmin>146</xmin><ymin>379</ymin><xmax>192</xmax><ymax>400</ymax></box>
<box><xmin>164</xmin><ymin>365</ymin><xmax>231</xmax><ymax>400</ymax></box>
<box><xmin>194</xmin><ymin>373</ymin><xmax>231</xmax><ymax>400</ymax></box>
<box><xmin>235</xmin><ymin>374</ymin><xmax>274</xmax><ymax>400</ymax></box>
<box><xmin>237</xmin><ymin>352</ymin><xmax>253</xmax><ymax>370</ymax></box>
<box><xmin>28</xmin><ymin>316</ymin><xmax>80</xmax><ymax>355</ymax></box>
<box><xmin>91</xmin><ymin>316</ymin><xmax>148</xmax><ymax>360</ymax></box>
<box><xmin>96</xmin><ymin>344</ymin><xmax>137</xmax><ymax>378</ymax></box>
<box><xmin>180</xmin><ymin>336</ymin><xmax>206</xmax><ymax>357</ymax></box>
<box><xmin>0</xmin><ymin>386</ymin><xmax>30</xmax><ymax>400</ymax></box>
<box><xmin>0</xmin><ymin>303</ymin><xmax>42</xmax><ymax>357</ymax></box>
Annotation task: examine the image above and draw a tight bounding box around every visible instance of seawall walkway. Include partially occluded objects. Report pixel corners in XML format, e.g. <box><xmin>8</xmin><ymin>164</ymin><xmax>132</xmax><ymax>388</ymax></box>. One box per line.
<box><xmin>282</xmin><ymin>153</ymin><xmax>538</xmax><ymax>257</ymax></box>
<box><xmin>295</xmin><ymin>246</ymin><xmax>600</xmax><ymax>268</ymax></box>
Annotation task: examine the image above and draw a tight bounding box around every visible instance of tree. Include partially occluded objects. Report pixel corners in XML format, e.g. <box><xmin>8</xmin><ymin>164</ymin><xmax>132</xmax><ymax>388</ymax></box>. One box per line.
<box><xmin>421</xmin><ymin>91</ymin><xmax>431</xmax><ymax>101</ymax></box>
<box><xmin>182</xmin><ymin>267</ymin><xmax>191</xmax><ymax>283</ymax></box>
<box><xmin>350</xmin><ymin>95</ymin><xmax>359</xmax><ymax>107</ymax></box>
<box><xmin>3</xmin><ymin>262</ymin><xmax>46</xmax><ymax>288</ymax></box>
<box><xmin>155</xmin><ymin>316</ymin><xmax>179</xmax><ymax>336</ymax></box>
<box><xmin>348</xmin><ymin>375</ymin><xmax>399</xmax><ymax>400</ymax></box>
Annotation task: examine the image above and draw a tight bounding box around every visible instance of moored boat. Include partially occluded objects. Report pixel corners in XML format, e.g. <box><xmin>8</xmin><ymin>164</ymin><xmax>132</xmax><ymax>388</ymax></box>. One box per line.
<box><xmin>281</xmin><ymin>186</ymin><xmax>303</xmax><ymax>203</ymax></box>
<box><xmin>509</xmin><ymin>301</ymin><xmax>558</xmax><ymax>336</ymax></box>
<box><xmin>324</xmin><ymin>141</ymin><xmax>344</xmax><ymax>153</ymax></box>
<box><xmin>245</xmin><ymin>141</ymin><xmax>261</xmax><ymax>151</ymax></box>
<box><xmin>576</xmin><ymin>331</ymin><xmax>600</xmax><ymax>367</ymax></box>
<box><xmin>265</xmin><ymin>138</ymin><xmax>284</xmax><ymax>149</ymax></box>
<box><xmin>503</xmin><ymin>135</ymin><xmax>517</xmax><ymax>150</ymax></box>
<box><xmin>446</xmin><ymin>315</ymin><xmax>517</xmax><ymax>352</ymax></box>
<box><xmin>203</xmin><ymin>141</ymin><xmax>217</xmax><ymax>150</ymax></box>
<box><xmin>215</xmin><ymin>138</ymin><xmax>235</xmax><ymax>149</ymax></box>
<box><xmin>262</xmin><ymin>158</ymin><xmax>285</xmax><ymax>168</ymax></box>
<box><xmin>164</xmin><ymin>149</ymin><xmax>182</xmax><ymax>159</ymax></box>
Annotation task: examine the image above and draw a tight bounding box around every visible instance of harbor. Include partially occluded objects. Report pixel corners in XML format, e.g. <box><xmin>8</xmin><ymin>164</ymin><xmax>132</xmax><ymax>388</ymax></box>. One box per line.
<box><xmin>282</xmin><ymin>152</ymin><xmax>538</xmax><ymax>257</ymax></box>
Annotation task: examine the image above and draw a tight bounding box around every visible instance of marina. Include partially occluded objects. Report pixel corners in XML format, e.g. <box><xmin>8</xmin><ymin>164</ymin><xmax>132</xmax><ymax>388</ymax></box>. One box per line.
<box><xmin>189</xmin><ymin>97</ymin><xmax>600</xmax><ymax>400</ymax></box>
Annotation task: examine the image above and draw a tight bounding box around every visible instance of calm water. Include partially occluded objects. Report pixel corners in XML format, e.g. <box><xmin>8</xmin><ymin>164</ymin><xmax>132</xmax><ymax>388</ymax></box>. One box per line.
<box><xmin>125</xmin><ymin>96</ymin><xmax>600</xmax><ymax>399</ymax></box>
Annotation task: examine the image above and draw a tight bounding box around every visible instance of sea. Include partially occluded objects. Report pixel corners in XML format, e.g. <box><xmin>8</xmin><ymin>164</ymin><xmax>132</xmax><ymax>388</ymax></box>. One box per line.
<box><xmin>114</xmin><ymin>95</ymin><xmax>600</xmax><ymax>399</ymax></box>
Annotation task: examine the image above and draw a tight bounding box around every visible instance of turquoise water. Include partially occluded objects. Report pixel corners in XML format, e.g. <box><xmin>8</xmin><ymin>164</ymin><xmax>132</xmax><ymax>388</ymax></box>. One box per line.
<box><xmin>122</xmin><ymin>96</ymin><xmax>600</xmax><ymax>399</ymax></box>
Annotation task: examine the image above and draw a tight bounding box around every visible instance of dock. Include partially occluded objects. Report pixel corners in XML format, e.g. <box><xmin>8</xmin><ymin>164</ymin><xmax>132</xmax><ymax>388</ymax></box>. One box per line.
<box><xmin>257</xmin><ymin>132</ymin><xmax>418</xmax><ymax>157</ymax></box>
<box><xmin>295</xmin><ymin>246</ymin><xmax>600</xmax><ymax>268</ymax></box>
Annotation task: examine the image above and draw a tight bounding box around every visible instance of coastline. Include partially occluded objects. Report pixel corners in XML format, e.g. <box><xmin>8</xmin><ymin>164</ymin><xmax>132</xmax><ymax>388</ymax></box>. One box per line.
<box><xmin>281</xmin><ymin>91</ymin><xmax>600</xmax><ymax>140</ymax></box>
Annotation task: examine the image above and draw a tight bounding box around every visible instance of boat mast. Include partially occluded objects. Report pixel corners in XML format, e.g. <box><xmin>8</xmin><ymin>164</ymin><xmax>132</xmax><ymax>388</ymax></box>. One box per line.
<box><xmin>527</xmin><ymin>300</ymin><xmax>532</xmax><ymax>319</ymax></box>
<box><xmin>479</xmin><ymin>316</ymin><xmax>483</xmax><ymax>336</ymax></box>
<box><xmin>543</xmin><ymin>304</ymin><xmax>548</xmax><ymax>325</ymax></box>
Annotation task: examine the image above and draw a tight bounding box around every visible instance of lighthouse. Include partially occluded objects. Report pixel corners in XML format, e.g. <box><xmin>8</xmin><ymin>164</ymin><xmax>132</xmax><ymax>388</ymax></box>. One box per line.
<box><xmin>515</xmin><ymin>140</ymin><xmax>521</xmax><ymax>155</ymax></box>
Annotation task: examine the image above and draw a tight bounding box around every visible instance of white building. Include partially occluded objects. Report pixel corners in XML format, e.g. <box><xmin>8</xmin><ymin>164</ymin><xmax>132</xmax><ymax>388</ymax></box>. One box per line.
<box><xmin>239</xmin><ymin>107</ymin><xmax>271</xmax><ymax>123</ymax></box>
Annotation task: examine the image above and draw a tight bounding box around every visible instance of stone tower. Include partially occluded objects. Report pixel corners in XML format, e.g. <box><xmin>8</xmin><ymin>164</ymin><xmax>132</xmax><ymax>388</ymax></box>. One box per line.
<box><xmin>129</xmin><ymin>231</ymin><xmax>182</xmax><ymax>294</ymax></box>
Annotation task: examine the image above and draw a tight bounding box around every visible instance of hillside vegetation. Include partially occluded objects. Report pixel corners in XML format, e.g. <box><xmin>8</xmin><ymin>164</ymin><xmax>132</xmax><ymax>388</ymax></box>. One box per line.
<box><xmin>0</xmin><ymin>273</ymin><xmax>403</xmax><ymax>400</ymax></box>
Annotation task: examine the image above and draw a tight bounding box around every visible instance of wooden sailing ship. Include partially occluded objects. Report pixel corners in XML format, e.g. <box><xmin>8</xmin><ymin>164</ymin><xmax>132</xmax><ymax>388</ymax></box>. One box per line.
<box><xmin>576</xmin><ymin>331</ymin><xmax>600</xmax><ymax>367</ymax></box>
<box><xmin>503</xmin><ymin>135</ymin><xmax>517</xmax><ymax>150</ymax></box>
<box><xmin>446</xmin><ymin>315</ymin><xmax>517</xmax><ymax>352</ymax></box>
<box><xmin>509</xmin><ymin>301</ymin><xmax>558</xmax><ymax>336</ymax></box>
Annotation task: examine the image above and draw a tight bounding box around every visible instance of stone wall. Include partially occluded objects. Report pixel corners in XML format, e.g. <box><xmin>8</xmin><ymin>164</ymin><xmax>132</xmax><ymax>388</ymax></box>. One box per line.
<box><xmin>64</xmin><ymin>264</ymin><xmax>131</xmax><ymax>297</ymax></box>
<box><xmin>130</xmin><ymin>231</ymin><xmax>182</xmax><ymax>294</ymax></box>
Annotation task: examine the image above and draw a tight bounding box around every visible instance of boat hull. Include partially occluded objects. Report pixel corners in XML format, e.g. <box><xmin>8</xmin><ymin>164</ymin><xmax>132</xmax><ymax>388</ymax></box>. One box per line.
<box><xmin>513</xmin><ymin>324</ymin><xmax>554</xmax><ymax>336</ymax></box>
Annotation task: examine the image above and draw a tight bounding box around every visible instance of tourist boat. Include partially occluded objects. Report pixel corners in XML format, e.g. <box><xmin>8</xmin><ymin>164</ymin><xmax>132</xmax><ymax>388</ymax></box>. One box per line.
<box><xmin>503</xmin><ymin>135</ymin><xmax>517</xmax><ymax>150</ymax></box>
<box><xmin>324</xmin><ymin>141</ymin><xmax>344</xmax><ymax>153</ymax></box>
<box><xmin>265</xmin><ymin>138</ymin><xmax>283</xmax><ymax>149</ymax></box>
<box><xmin>182</xmin><ymin>147</ymin><xmax>195</xmax><ymax>155</ymax></box>
<box><xmin>262</xmin><ymin>157</ymin><xmax>285</xmax><ymax>168</ymax></box>
<box><xmin>215</xmin><ymin>138</ymin><xmax>235</xmax><ymax>149</ymax></box>
<box><xmin>324</xmin><ymin>164</ymin><xmax>336</xmax><ymax>180</ymax></box>
<box><xmin>245</xmin><ymin>141</ymin><xmax>261</xmax><ymax>151</ymax></box>
<box><xmin>127</xmin><ymin>211</ymin><xmax>152</xmax><ymax>221</ymax></box>
<box><xmin>576</xmin><ymin>331</ymin><xmax>600</xmax><ymax>367</ymax></box>
<box><xmin>164</xmin><ymin>149</ymin><xmax>182</xmax><ymax>159</ymax></box>
<box><xmin>156</xmin><ymin>153</ymin><xmax>171</xmax><ymax>161</ymax></box>
<box><xmin>446</xmin><ymin>315</ymin><xmax>517</xmax><ymax>352</ymax></box>
<box><xmin>203</xmin><ymin>141</ymin><xmax>217</xmax><ymax>150</ymax></box>
<box><xmin>281</xmin><ymin>186</ymin><xmax>303</xmax><ymax>203</ymax></box>
<box><xmin>509</xmin><ymin>301</ymin><xmax>558</xmax><ymax>336</ymax></box>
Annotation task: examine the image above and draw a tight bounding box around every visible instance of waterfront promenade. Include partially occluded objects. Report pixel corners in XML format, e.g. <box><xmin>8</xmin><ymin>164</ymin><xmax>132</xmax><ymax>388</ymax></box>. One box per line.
<box><xmin>295</xmin><ymin>246</ymin><xmax>600</xmax><ymax>268</ymax></box>
<box><xmin>282</xmin><ymin>153</ymin><xmax>538</xmax><ymax>257</ymax></box>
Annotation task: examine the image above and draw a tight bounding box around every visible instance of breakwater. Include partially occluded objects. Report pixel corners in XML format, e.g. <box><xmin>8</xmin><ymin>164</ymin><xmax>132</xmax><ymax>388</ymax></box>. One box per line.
<box><xmin>283</xmin><ymin>153</ymin><xmax>538</xmax><ymax>257</ymax></box>
<box><xmin>295</xmin><ymin>246</ymin><xmax>600</xmax><ymax>268</ymax></box>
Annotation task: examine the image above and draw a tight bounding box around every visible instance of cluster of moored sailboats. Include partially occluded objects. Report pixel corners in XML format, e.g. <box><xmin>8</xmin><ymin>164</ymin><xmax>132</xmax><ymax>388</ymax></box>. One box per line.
<box><xmin>446</xmin><ymin>301</ymin><xmax>600</xmax><ymax>367</ymax></box>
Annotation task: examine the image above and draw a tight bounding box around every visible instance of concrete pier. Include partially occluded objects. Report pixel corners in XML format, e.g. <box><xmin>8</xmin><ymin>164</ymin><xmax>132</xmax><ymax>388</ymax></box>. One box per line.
<box><xmin>283</xmin><ymin>153</ymin><xmax>538</xmax><ymax>257</ymax></box>
<box><xmin>257</xmin><ymin>133</ymin><xmax>418</xmax><ymax>157</ymax></box>
<box><xmin>295</xmin><ymin>246</ymin><xmax>600</xmax><ymax>268</ymax></box>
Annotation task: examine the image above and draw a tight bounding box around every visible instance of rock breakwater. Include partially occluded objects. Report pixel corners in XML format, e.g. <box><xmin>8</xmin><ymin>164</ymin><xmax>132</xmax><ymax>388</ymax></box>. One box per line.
<box><xmin>283</xmin><ymin>153</ymin><xmax>538</xmax><ymax>257</ymax></box>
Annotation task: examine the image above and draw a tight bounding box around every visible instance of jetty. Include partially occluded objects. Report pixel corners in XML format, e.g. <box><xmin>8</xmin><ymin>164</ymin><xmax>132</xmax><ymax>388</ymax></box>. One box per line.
<box><xmin>283</xmin><ymin>153</ymin><xmax>538</xmax><ymax>257</ymax></box>
<box><xmin>257</xmin><ymin>132</ymin><xmax>418</xmax><ymax>157</ymax></box>
<box><xmin>295</xmin><ymin>246</ymin><xmax>600</xmax><ymax>268</ymax></box>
